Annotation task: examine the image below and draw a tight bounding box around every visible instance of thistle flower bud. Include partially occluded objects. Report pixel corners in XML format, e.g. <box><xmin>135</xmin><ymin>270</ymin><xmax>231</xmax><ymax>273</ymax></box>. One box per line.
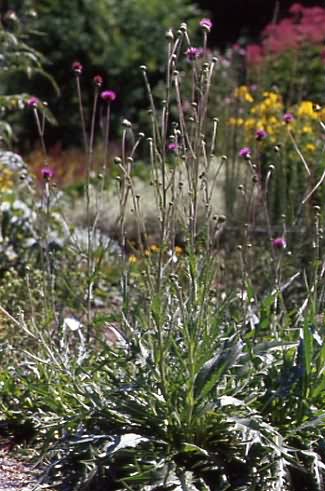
<box><xmin>199</xmin><ymin>18</ymin><xmax>213</xmax><ymax>31</ymax></box>
<box><xmin>72</xmin><ymin>61</ymin><xmax>83</xmax><ymax>75</ymax></box>
<box><xmin>41</xmin><ymin>167</ymin><xmax>54</xmax><ymax>181</ymax></box>
<box><xmin>26</xmin><ymin>96</ymin><xmax>39</xmax><ymax>108</ymax></box>
<box><xmin>93</xmin><ymin>75</ymin><xmax>103</xmax><ymax>87</ymax></box>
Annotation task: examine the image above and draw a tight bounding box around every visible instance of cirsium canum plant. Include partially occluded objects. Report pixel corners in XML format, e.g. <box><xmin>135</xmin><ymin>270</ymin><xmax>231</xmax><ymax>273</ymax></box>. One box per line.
<box><xmin>1</xmin><ymin>17</ymin><xmax>325</xmax><ymax>491</ymax></box>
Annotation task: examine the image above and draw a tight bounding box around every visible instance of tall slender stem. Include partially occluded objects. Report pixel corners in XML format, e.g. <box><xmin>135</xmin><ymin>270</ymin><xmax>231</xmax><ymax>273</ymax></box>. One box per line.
<box><xmin>85</xmin><ymin>87</ymin><xmax>99</xmax><ymax>340</ymax></box>
<box><xmin>76</xmin><ymin>76</ymin><xmax>89</xmax><ymax>153</ymax></box>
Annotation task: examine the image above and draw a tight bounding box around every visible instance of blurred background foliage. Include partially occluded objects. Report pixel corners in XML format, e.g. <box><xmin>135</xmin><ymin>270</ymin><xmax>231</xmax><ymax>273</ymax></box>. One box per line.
<box><xmin>245</xmin><ymin>3</ymin><xmax>325</xmax><ymax>104</ymax></box>
<box><xmin>0</xmin><ymin>2</ymin><xmax>56</xmax><ymax>146</ymax></box>
<box><xmin>1</xmin><ymin>2</ymin><xmax>324</xmax><ymax>148</ymax></box>
<box><xmin>0</xmin><ymin>1</ymin><xmax>324</xmax><ymax>196</ymax></box>
<box><xmin>1</xmin><ymin>0</ymin><xmax>202</xmax><ymax>149</ymax></box>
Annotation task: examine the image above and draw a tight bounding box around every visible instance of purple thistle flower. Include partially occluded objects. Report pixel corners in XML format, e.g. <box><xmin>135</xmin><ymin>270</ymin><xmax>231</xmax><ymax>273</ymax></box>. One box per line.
<box><xmin>26</xmin><ymin>96</ymin><xmax>39</xmax><ymax>108</ymax></box>
<box><xmin>167</xmin><ymin>143</ymin><xmax>178</xmax><ymax>152</ymax></box>
<box><xmin>272</xmin><ymin>237</ymin><xmax>287</xmax><ymax>249</ymax></box>
<box><xmin>72</xmin><ymin>61</ymin><xmax>83</xmax><ymax>75</ymax></box>
<box><xmin>200</xmin><ymin>18</ymin><xmax>213</xmax><ymax>31</ymax></box>
<box><xmin>185</xmin><ymin>47</ymin><xmax>204</xmax><ymax>61</ymax></box>
<box><xmin>239</xmin><ymin>147</ymin><xmax>252</xmax><ymax>159</ymax></box>
<box><xmin>283</xmin><ymin>112</ymin><xmax>294</xmax><ymax>124</ymax></box>
<box><xmin>100</xmin><ymin>90</ymin><xmax>117</xmax><ymax>102</ymax></box>
<box><xmin>256</xmin><ymin>129</ymin><xmax>268</xmax><ymax>140</ymax></box>
<box><xmin>41</xmin><ymin>167</ymin><xmax>54</xmax><ymax>180</ymax></box>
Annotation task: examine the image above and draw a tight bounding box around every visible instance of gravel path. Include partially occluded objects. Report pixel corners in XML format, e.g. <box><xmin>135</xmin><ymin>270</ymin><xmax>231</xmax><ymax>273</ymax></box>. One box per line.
<box><xmin>0</xmin><ymin>455</ymin><xmax>36</xmax><ymax>491</ymax></box>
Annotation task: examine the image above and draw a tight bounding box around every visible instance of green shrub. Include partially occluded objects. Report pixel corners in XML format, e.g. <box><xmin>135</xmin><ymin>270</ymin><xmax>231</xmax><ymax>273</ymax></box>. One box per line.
<box><xmin>0</xmin><ymin>5</ymin><xmax>57</xmax><ymax>146</ymax></box>
<box><xmin>7</xmin><ymin>0</ymin><xmax>202</xmax><ymax>146</ymax></box>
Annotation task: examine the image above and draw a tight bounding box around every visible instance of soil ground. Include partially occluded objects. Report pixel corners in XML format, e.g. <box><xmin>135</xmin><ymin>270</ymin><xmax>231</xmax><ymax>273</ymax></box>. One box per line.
<box><xmin>0</xmin><ymin>454</ymin><xmax>35</xmax><ymax>490</ymax></box>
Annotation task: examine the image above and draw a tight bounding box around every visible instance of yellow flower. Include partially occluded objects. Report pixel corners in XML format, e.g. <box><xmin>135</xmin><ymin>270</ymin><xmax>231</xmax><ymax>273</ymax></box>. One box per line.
<box><xmin>234</xmin><ymin>85</ymin><xmax>254</xmax><ymax>103</ymax></box>
<box><xmin>261</xmin><ymin>92</ymin><xmax>283</xmax><ymax>111</ymax></box>
<box><xmin>0</xmin><ymin>167</ymin><xmax>15</xmax><ymax>192</ymax></box>
<box><xmin>256</xmin><ymin>119</ymin><xmax>265</xmax><ymax>130</ymax></box>
<box><xmin>302</xmin><ymin>125</ymin><xmax>313</xmax><ymax>134</ymax></box>
<box><xmin>267</xmin><ymin>92</ymin><xmax>281</xmax><ymax>103</ymax></box>
<box><xmin>269</xmin><ymin>116</ymin><xmax>279</xmax><ymax>125</ymax></box>
<box><xmin>228</xmin><ymin>117</ymin><xmax>244</xmax><ymax>127</ymax></box>
<box><xmin>244</xmin><ymin>118</ymin><xmax>257</xmax><ymax>130</ymax></box>
<box><xmin>175</xmin><ymin>245</ymin><xmax>183</xmax><ymax>256</ymax></box>
<box><xmin>150</xmin><ymin>244</ymin><xmax>160</xmax><ymax>253</ymax></box>
<box><xmin>305</xmin><ymin>143</ymin><xmax>316</xmax><ymax>153</ymax></box>
<box><xmin>297</xmin><ymin>101</ymin><xmax>318</xmax><ymax>119</ymax></box>
<box><xmin>128</xmin><ymin>255</ymin><xmax>138</xmax><ymax>264</ymax></box>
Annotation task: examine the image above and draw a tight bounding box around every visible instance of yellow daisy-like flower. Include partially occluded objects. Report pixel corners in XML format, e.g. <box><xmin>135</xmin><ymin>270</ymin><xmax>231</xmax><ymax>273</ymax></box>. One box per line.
<box><xmin>175</xmin><ymin>245</ymin><xmax>183</xmax><ymax>256</ymax></box>
<box><xmin>268</xmin><ymin>116</ymin><xmax>279</xmax><ymax>126</ymax></box>
<box><xmin>305</xmin><ymin>143</ymin><xmax>316</xmax><ymax>153</ymax></box>
<box><xmin>244</xmin><ymin>118</ymin><xmax>257</xmax><ymax>130</ymax></box>
<box><xmin>302</xmin><ymin>125</ymin><xmax>313</xmax><ymax>134</ymax></box>
<box><xmin>149</xmin><ymin>244</ymin><xmax>160</xmax><ymax>253</ymax></box>
<box><xmin>234</xmin><ymin>85</ymin><xmax>254</xmax><ymax>103</ymax></box>
<box><xmin>228</xmin><ymin>117</ymin><xmax>244</xmax><ymax>127</ymax></box>
<box><xmin>297</xmin><ymin>101</ymin><xmax>318</xmax><ymax>120</ymax></box>
<box><xmin>128</xmin><ymin>255</ymin><xmax>138</xmax><ymax>264</ymax></box>
<box><xmin>266</xmin><ymin>92</ymin><xmax>281</xmax><ymax>102</ymax></box>
<box><xmin>261</xmin><ymin>92</ymin><xmax>283</xmax><ymax>112</ymax></box>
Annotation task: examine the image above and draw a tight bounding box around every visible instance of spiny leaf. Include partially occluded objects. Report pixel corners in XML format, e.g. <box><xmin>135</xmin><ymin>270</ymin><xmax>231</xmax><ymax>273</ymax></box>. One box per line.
<box><xmin>194</xmin><ymin>338</ymin><xmax>243</xmax><ymax>400</ymax></box>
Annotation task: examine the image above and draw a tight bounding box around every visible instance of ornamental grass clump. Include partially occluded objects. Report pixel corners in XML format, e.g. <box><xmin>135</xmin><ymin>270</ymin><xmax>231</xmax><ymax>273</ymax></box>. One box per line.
<box><xmin>0</xmin><ymin>14</ymin><xmax>325</xmax><ymax>491</ymax></box>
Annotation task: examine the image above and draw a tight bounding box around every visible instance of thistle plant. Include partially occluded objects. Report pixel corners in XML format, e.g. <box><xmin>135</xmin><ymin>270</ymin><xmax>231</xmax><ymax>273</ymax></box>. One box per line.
<box><xmin>0</xmin><ymin>14</ymin><xmax>325</xmax><ymax>491</ymax></box>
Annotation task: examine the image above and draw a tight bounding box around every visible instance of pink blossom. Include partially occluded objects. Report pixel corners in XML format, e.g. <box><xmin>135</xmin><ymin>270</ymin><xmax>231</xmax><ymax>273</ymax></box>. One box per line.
<box><xmin>246</xmin><ymin>44</ymin><xmax>264</xmax><ymax>65</ymax></box>
<box><xmin>256</xmin><ymin>129</ymin><xmax>268</xmax><ymax>141</ymax></box>
<box><xmin>262</xmin><ymin>5</ymin><xmax>325</xmax><ymax>55</ymax></box>
<box><xmin>239</xmin><ymin>147</ymin><xmax>252</xmax><ymax>159</ymax></box>
<box><xmin>185</xmin><ymin>47</ymin><xmax>204</xmax><ymax>61</ymax></box>
<box><xmin>263</xmin><ymin>19</ymin><xmax>298</xmax><ymax>53</ymax></box>
<box><xmin>41</xmin><ymin>167</ymin><xmax>54</xmax><ymax>180</ymax></box>
<box><xmin>200</xmin><ymin>18</ymin><xmax>213</xmax><ymax>31</ymax></box>
<box><xmin>272</xmin><ymin>237</ymin><xmax>287</xmax><ymax>249</ymax></box>
<box><xmin>100</xmin><ymin>90</ymin><xmax>117</xmax><ymax>102</ymax></box>
<box><xmin>26</xmin><ymin>96</ymin><xmax>40</xmax><ymax>108</ymax></box>
<box><xmin>167</xmin><ymin>143</ymin><xmax>178</xmax><ymax>152</ymax></box>
<box><xmin>283</xmin><ymin>112</ymin><xmax>294</xmax><ymax>124</ymax></box>
<box><xmin>289</xmin><ymin>3</ymin><xmax>304</xmax><ymax>16</ymax></box>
